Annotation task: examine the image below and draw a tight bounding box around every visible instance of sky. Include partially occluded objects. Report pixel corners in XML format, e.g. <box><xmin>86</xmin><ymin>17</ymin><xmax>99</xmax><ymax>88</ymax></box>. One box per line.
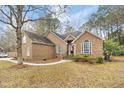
<box><xmin>0</xmin><ymin>5</ymin><xmax>99</xmax><ymax>34</ymax></box>
<box><xmin>59</xmin><ymin>5</ymin><xmax>99</xmax><ymax>30</ymax></box>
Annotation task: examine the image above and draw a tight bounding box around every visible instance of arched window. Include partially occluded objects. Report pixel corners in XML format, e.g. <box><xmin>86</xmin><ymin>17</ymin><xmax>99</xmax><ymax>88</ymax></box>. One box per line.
<box><xmin>82</xmin><ymin>40</ymin><xmax>92</xmax><ymax>54</ymax></box>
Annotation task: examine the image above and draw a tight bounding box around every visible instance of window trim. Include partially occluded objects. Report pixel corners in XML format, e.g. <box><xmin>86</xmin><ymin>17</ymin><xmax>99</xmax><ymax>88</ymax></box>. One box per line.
<box><xmin>81</xmin><ymin>40</ymin><xmax>92</xmax><ymax>54</ymax></box>
<box><xmin>56</xmin><ymin>45</ymin><xmax>63</xmax><ymax>54</ymax></box>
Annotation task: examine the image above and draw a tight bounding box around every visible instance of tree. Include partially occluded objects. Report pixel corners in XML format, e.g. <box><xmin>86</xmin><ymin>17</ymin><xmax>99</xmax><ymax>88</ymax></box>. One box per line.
<box><xmin>0</xmin><ymin>5</ymin><xmax>67</xmax><ymax>64</ymax></box>
<box><xmin>65</xmin><ymin>26</ymin><xmax>75</xmax><ymax>33</ymax></box>
<box><xmin>0</xmin><ymin>26</ymin><xmax>16</xmax><ymax>52</ymax></box>
<box><xmin>104</xmin><ymin>39</ymin><xmax>124</xmax><ymax>60</ymax></box>
<box><xmin>34</xmin><ymin>14</ymin><xmax>61</xmax><ymax>35</ymax></box>
<box><xmin>81</xmin><ymin>5</ymin><xmax>124</xmax><ymax>41</ymax></box>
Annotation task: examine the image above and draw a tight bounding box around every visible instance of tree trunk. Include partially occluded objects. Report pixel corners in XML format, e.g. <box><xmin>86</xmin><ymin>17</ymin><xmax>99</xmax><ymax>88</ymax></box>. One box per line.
<box><xmin>116</xmin><ymin>18</ymin><xmax>121</xmax><ymax>44</ymax></box>
<box><xmin>16</xmin><ymin>28</ymin><xmax>23</xmax><ymax>64</ymax></box>
<box><xmin>110</xmin><ymin>25</ymin><xmax>113</xmax><ymax>38</ymax></box>
<box><xmin>16</xmin><ymin>5</ymin><xmax>23</xmax><ymax>64</ymax></box>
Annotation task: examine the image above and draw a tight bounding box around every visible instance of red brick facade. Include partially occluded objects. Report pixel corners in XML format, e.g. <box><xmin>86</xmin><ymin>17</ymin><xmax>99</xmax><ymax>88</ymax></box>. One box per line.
<box><xmin>22</xmin><ymin>31</ymin><xmax>103</xmax><ymax>62</ymax></box>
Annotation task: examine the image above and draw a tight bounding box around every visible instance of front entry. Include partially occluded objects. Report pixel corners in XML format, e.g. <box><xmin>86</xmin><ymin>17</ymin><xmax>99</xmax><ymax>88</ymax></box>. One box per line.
<box><xmin>68</xmin><ymin>44</ymin><xmax>74</xmax><ymax>55</ymax></box>
<box><xmin>67</xmin><ymin>40</ymin><xmax>75</xmax><ymax>55</ymax></box>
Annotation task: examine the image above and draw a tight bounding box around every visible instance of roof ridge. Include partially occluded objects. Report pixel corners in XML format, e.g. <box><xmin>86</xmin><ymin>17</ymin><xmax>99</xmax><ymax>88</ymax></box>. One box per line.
<box><xmin>61</xmin><ymin>31</ymin><xmax>82</xmax><ymax>39</ymax></box>
<box><xmin>72</xmin><ymin>31</ymin><xmax>103</xmax><ymax>43</ymax></box>
<box><xmin>24</xmin><ymin>30</ymin><xmax>46</xmax><ymax>37</ymax></box>
<box><xmin>24</xmin><ymin>31</ymin><xmax>54</xmax><ymax>45</ymax></box>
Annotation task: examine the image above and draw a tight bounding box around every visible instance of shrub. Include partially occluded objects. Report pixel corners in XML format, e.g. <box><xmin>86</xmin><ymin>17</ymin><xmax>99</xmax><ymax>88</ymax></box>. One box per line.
<box><xmin>83</xmin><ymin>54</ymin><xmax>89</xmax><ymax>57</ymax></box>
<box><xmin>89</xmin><ymin>61</ymin><xmax>96</xmax><ymax>64</ymax></box>
<box><xmin>64</xmin><ymin>55</ymin><xmax>73</xmax><ymax>59</ymax></box>
<box><xmin>72</xmin><ymin>54</ymin><xmax>83</xmax><ymax>62</ymax></box>
<box><xmin>97</xmin><ymin>56</ymin><xmax>104</xmax><ymax>64</ymax></box>
<box><xmin>72</xmin><ymin>54</ymin><xmax>91</xmax><ymax>62</ymax></box>
<box><xmin>83</xmin><ymin>54</ymin><xmax>90</xmax><ymax>62</ymax></box>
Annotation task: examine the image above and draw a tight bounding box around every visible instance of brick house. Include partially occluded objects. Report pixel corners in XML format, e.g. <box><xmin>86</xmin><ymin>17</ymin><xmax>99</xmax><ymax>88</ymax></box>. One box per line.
<box><xmin>22</xmin><ymin>31</ymin><xmax>103</xmax><ymax>61</ymax></box>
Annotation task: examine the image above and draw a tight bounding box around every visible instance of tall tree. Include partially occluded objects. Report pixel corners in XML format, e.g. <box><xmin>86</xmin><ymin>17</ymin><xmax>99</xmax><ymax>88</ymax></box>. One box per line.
<box><xmin>0</xmin><ymin>5</ymin><xmax>67</xmax><ymax>64</ymax></box>
<box><xmin>0</xmin><ymin>26</ymin><xmax>16</xmax><ymax>52</ymax></box>
<box><xmin>34</xmin><ymin>14</ymin><xmax>61</xmax><ymax>35</ymax></box>
<box><xmin>81</xmin><ymin>5</ymin><xmax>124</xmax><ymax>42</ymax></box>
<box><xmin>65</xmin><ymin>26</ymin><xmax>75</xmax><ymax>33</ymax></box>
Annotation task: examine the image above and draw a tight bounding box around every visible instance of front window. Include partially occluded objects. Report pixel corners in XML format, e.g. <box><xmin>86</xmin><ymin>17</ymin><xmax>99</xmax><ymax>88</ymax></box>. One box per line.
<box><xmin>82</xmin><ymin>40</ymin><xmax>92</xmax><ymax>54</ymax></box>
<box><xmin>56</xmin><ymin>45</ymin><xmax>63</xmax><ymax>54</ymax></box>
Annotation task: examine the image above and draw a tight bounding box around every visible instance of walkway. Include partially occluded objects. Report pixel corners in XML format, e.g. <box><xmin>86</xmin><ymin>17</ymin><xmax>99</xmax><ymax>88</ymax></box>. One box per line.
<box><xmin>0</xmin><ymin>58</ymin><xmax>72</xmax><ymax>66</ymax></box>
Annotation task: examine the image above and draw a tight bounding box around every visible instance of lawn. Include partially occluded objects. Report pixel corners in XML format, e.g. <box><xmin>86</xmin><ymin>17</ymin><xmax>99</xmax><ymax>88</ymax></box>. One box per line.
<box><xmin>0</xmin><ymin>59</ymin><xmax>124</xmax><ymax>88</ymax></box>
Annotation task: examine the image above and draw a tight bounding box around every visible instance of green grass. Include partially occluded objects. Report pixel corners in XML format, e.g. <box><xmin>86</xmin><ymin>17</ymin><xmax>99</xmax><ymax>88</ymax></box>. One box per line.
<box><xmin>0</xmin><ymin>60</ymin><xmax>124</xmax><ymax>87</ymax></box>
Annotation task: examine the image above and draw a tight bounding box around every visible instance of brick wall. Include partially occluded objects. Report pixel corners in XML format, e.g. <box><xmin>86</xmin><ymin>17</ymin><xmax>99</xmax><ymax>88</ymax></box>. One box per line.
<box><xmin>74</xmin><ymin>32</ymin><xmax>103</xmax><ymax>57</ymax></box>
<box><xmin>47</xmin><ymin>32</ymin><xmax>67</xmax><ymax>56</ymax></box>
<box><xmin>22</xmin><ymin>34</ymin><xmax>32</xmax><ymax>61</ymax></box>
<box><xmin>32</xmin><ymin>43</ymin><xmax>55</xmax><ymax>61</ymax></box>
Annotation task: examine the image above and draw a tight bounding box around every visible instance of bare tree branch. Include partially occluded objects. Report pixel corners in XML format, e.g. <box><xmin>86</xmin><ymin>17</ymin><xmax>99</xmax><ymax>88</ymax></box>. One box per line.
<box><xmin>7</xmin><ymin>5</ymin><xmax>17</xmax><ymax>19</ymax></box>
<box><xmin>0</xmin><ymin>5</ymin><xmax>67</xmax><ymax>64</ymax></box>
<box><xmin>0</xmin><ymin>9</ymin><xmax>11</xmax><ymax>20</ymax></box>
<box><xmin>0</xmin><ymin>7</ymin><xmax>16</xmax><ymax>29</ymax></box>
<box><xmin>22</xmin><ymin>6</ymin><xmax>31</xmax><ymax>23</ymax></box>
<box><xmin>22</xmin><ymin>17</ymin><xmax>48</xmax><ymax>24</ymax></box>
<box><xmin>0</xmin><ymin>19</ymin><xmax>16</xmax><ymax>29</ymax></box>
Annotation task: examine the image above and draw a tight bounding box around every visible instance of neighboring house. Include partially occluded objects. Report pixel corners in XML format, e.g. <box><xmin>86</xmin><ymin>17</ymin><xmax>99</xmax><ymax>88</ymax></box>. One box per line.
<box><xmin>22</xmin><ymin>31</ymin><xmax>103</xmax><ymax>61</ymax></box>
<box><xmin>0</xmin><ymin>46</ymin><xmax>8</xmax><ymax>58</ymax></box>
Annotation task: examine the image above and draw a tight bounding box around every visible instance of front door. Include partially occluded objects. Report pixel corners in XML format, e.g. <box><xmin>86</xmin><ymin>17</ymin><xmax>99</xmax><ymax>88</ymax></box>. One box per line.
<box><xmin>68</xmin><ymin>44</ymin><xmax>74</xmax><ymax>55</ymax></box>
<box><xmin>66</xmin><ymin>40</ymin><xmax>75</xmax><ymax>55</ymax></box>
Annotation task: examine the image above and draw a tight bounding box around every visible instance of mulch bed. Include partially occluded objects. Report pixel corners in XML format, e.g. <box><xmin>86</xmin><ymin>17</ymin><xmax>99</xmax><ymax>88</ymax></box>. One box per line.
<box><xmin>9</xmin><ymin>64</ymin><xmax>30</xmax><ymax>69</ymax></box>
<box><xmin>9</xmin><ymin>58</ymin><xmax>62</xmax><ymax>69</ymax></box>
<box><xmin>30</xmin><ymin>58</ymin><xmax>62</xmax><ymax>64</ymax></box>
<box><xmin>12</xmin><ymin>57</ymin><xmax>63</xmax><ymax>64</ymax></box>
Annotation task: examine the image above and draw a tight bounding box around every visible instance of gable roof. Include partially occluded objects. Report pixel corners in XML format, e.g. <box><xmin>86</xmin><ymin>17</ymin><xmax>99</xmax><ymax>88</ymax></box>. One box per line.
<box><xmin>48</xmin><ymin>31</ymin><xmax>67</xmax><ymax>44</ymax></box>
<box><xmin>52</xmin><ymin>31</ymin><xmax>65</xmax><ymax>40</ymax></box>
<box><xmin>64</xmin><ymin>34</ymin><xmax>76</xmax><ymax>41</ymax></box>
<box><xmin>72</xmin><ymin>31</ymin><xmax>103</xmax><ymax>43</ymax></box>
<box><xmin>52</xmin><ymin>31</ymin><xmax>82</xmax><ymax>40</ymax></box>
<box><xmin>24</xmin><ymin>31</ymin><xmax>54</xmax><ymax>45</ymax></box>
<box><xmin>62</xmin><ymin>31</ymin><xmax>82</xmax><ymax>39</ymax></box>
<box><xmin>24</xmin><ymin>31</ymin><xmax>102</xmax><ymax>45</ymax></box>
<box><xmin>50</xmin><ymin>31</ymin><xmax>102</xmax><ymax>42</ymax></box>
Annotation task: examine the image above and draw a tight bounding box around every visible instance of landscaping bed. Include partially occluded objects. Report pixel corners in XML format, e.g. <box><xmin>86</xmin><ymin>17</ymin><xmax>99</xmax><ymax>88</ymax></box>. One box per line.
<box><xmin>65</xmin><ymin>54</ymin><xmax>104</xmax><ymax>64</ymax></box>
<box><xmin>12</xmin><ymin>57</ymin><xmax>62</xmax><ymax>64</ymax></box>
<box><xmin>30</xmin><ymin>58</ymin><xmax>62</xmax><ymax>64</ymax></box>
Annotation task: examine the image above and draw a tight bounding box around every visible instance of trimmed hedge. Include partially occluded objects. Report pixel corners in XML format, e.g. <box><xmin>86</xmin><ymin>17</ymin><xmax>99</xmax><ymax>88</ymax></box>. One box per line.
<box><xmin>96</xmin><ymin>56</ymin><xmax>104</xmax><ymax>64</ymax></box>
<box><xmin>65</xmin><ymin>54</ymin><xmax>105</xmax><ymax>64</ymax></box>
<box><xmin>72</xmin><ymin>54</ymin><xmax>91</xmax><ymax>62</ymax></box>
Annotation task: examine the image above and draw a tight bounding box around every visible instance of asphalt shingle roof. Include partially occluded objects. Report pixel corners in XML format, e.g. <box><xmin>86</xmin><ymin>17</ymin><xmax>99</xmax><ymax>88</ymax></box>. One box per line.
<box><xmin>52</xmin><ymin>32</ymin><xmax>65</xmax><ymax>39</ymax></box>
<box><xmin>53</xmin><ymin>31</ymin><xmax>82</xmax><ymax>40</ymax></box>
<box><xmin>24</xmin><ymin>31</ymin><xmax>54</xmax><ymax>45</ymax></box>
<box><xmin>24</xmin><ymin>31</ymin><xmax>102</xmax><ymax>45</ymax></box>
